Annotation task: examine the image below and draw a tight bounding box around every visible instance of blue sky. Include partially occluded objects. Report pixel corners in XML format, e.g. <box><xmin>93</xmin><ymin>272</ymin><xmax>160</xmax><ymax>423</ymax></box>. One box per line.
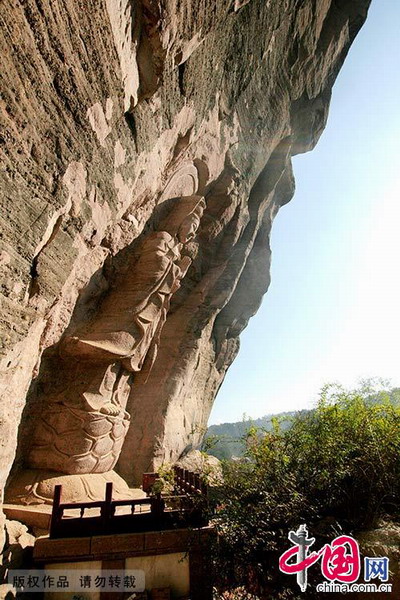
<box><xmin>209</xmin><ymin>0</ymin><xmax>400</xmax><ymax>425</ymax></box>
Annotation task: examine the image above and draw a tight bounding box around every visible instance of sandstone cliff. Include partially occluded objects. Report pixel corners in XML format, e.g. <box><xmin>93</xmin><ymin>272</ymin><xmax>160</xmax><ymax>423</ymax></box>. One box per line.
<box><xmin>0</xmin><ymin>0</ymin><xmax>371</xmax><ymax>498</ymax></box>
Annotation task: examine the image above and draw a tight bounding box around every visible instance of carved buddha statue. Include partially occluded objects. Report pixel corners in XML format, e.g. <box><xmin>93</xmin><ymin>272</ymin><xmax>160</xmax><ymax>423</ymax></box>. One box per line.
<box><xmin>6</xmin><ymin>196</ymin><xmax>205</xmax><ymax>504</ymax></box>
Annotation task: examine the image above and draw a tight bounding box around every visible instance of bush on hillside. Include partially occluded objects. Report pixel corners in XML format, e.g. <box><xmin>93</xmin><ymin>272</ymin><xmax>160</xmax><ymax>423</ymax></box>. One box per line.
<box><xmin>212</xmin><ymin>382</ymin><xmax>400</xmax><ymax>599</ymax></box>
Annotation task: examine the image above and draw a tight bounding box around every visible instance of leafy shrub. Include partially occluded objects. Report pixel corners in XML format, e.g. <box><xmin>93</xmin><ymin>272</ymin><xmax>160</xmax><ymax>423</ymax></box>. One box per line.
<box><xmin>212</xmin><ymin>382</ymin><xmax>400</xmax><ymax>598</ymax></box>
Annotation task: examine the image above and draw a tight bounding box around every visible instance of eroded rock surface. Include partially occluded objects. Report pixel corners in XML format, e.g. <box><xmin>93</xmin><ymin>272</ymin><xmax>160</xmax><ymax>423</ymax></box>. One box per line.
<box><xmin>357</xmin><ymin>521</ymin><xmax>400</xmax><ymax>599</ymax></box>
<box><xmin>0</xmin><ymin>0</ymin><xmax>371</xmax><ymax>501</ymax></box>
<box><xmin>0</xmin><ymin>520</ymin><xmax>35</xmax><ymax>581</ymax></box>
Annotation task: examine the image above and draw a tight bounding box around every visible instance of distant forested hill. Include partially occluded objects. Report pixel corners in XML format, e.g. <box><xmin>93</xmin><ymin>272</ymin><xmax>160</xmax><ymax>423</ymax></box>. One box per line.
<box><xmin>205</xmin><ymin>387</ymin><xmax>400</xmax><ymax>460</ymax></box>
<box><xmin>204</xmin><ymin>411</ymin><xmax>305</xmax><ymax>460</ymax></box>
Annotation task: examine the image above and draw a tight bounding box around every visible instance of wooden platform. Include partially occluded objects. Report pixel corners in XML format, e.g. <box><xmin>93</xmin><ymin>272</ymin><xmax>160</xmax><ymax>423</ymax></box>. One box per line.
<box><xmin>34</xmin><ymin>525</ymin><xmax>215</xmax><ymax>600</ymax></box>
<box><xmin>49</xmin><ymin>467</ymin><xmax>209</xmax><ymax>539</ymax></box>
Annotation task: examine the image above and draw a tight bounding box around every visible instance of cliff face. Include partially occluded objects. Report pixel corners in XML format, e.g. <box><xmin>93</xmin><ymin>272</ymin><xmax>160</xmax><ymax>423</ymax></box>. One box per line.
<box><xmin>0</xmin><ymin>0</ymin><xmax>370</xmax><ymax>493</ymax></box>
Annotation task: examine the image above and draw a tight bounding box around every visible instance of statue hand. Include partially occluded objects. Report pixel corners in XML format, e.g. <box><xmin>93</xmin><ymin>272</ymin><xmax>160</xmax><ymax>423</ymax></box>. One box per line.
<box><xmin>100</xmin><ymin>402</ymin><xmax>121</xmax><ymax>416</ymax></box>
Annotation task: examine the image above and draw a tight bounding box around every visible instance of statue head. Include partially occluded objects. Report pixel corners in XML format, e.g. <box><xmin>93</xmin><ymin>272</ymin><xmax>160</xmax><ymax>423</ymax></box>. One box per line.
<box><xmin>160</xmin><ymin>195</ymin><xmax>206</xmax><ymax>243</ymax></box>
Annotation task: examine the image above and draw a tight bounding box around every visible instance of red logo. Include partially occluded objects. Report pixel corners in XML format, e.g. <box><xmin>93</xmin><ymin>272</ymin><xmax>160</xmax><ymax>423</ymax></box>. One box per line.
<box><xmin>279</xmin><ymin>525</ymin><xmax>361</xmax><ymax>592</ymax></box>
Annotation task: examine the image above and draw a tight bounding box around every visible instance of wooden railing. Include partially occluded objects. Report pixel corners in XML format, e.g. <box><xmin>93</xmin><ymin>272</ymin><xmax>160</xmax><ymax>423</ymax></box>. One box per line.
<box><xmin>49</xmin><ymin>468</ymin><xmax>209</xmax><ymax>539</ymax></box>
<box><xmin>174</xmin><ymin>466</ymin><xmax>208</xmax><ymax>497</ymax></box>
<box><xmin>142</xmin><ymin>466</ymin><xmax>208</xmax><ymax>497</ymax></box>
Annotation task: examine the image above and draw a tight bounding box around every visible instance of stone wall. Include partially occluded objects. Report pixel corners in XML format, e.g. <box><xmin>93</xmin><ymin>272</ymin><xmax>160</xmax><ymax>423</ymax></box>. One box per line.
<box><xmin>0</xmin><ymin>0</ymin><xmax>371</xmax><ymax>496</ymax></box>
